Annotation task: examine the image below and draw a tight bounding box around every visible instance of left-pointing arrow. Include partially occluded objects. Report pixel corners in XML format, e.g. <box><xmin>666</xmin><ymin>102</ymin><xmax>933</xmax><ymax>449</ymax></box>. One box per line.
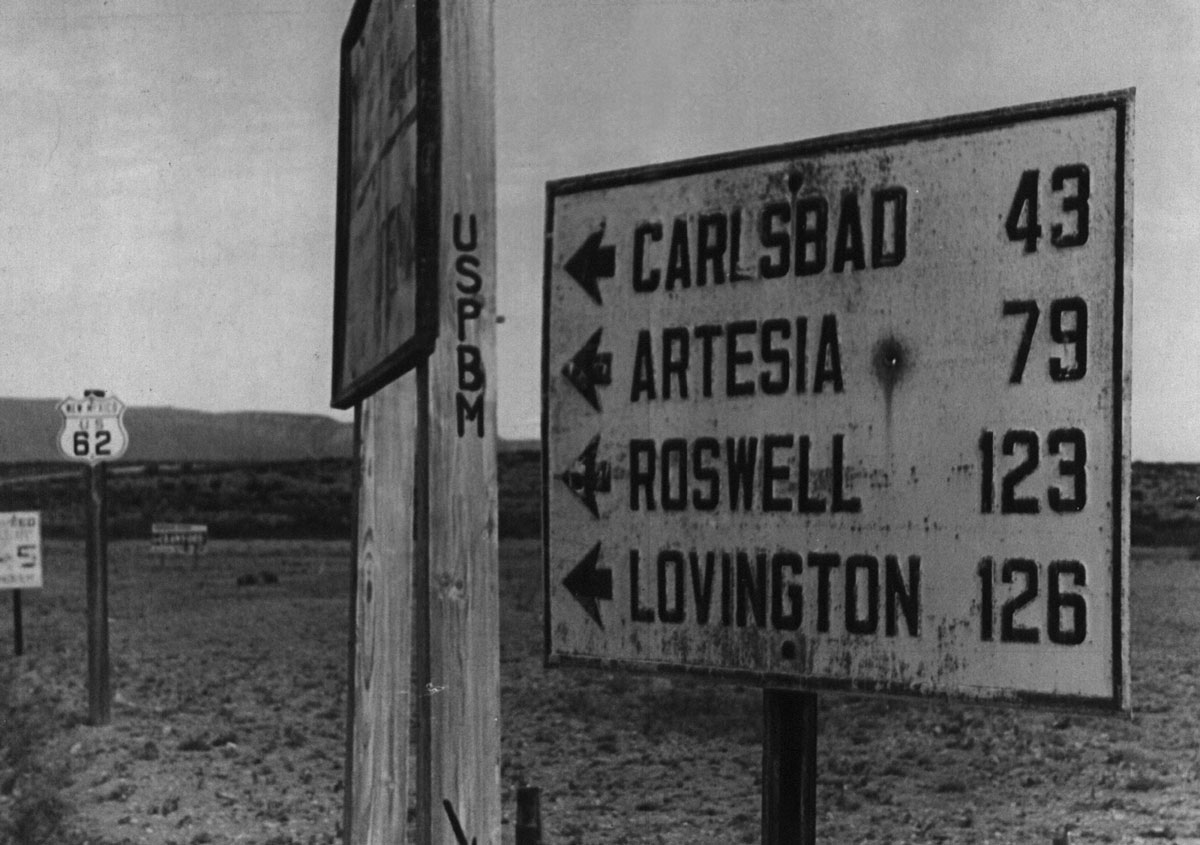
<box><xmin>562</xmin><ymin>328</ymin><xmax>612</xmax><ymax>412</ymax></box>
<box><xmin>559</xmin><ymin>434</ymin><xmax>611</xmax><ymax>518</ymax></box>
<box><xmin>563</xmin><ymin>542</ymin><xmax>612</xmax><ymax>628</ymax></box>
<box><xmin>563</xmin><ymin>228</ymin><xmax>615</xmax><ymax>306</ymax></box>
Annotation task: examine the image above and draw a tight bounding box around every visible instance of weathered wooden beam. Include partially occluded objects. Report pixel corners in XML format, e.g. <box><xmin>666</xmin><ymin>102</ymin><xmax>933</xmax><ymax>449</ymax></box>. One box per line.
<box><xmin>348</xmin><ymin>380</ymin><xmax>419</xmax><ymax>842</ymax></box>
<box><xmin>422</xmin><ymin>0</ymin><xmax>500</xmax><ymax>842</ymax></box>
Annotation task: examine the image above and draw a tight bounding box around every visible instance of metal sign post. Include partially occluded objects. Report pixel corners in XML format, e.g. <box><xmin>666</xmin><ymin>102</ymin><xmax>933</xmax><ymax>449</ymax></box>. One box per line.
<box><xmin>57</xmin><ymin>390</ymin><xmax>128</xmax><ymax>726</ymax></box>
<box><xmin>543</xmin><ymin>91</ymin><xmax>1132</xmax><ymax>842</ymax></box>
<box><xmin>11</xmin><ymin>590</ymin><xmax>22</xmax><ymax>656</ymax></box>
<box><xmin>85</xmin><ymin>462</ymin><xmax>110</xmax><ymax>724</ymax></box>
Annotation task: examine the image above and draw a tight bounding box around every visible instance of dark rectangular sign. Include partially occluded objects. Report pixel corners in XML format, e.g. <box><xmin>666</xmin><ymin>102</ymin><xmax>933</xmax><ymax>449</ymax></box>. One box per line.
<box><xmin>331</xmin><ymin>0</ymin><xmax>441</xmax><ymax>409</ymax></box>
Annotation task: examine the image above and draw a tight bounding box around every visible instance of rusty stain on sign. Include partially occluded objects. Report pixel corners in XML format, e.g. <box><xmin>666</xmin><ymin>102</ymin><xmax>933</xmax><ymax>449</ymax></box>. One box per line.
<box><xmin>542</xmin><ymin>91</ymin><xmax>1133</xmax><ymax>711</ymax></box>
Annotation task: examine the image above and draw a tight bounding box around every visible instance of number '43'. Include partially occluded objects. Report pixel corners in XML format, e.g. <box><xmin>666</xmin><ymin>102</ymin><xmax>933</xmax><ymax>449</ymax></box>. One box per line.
<box><xmin>1005</xmin><ymin>164</ymin><xmax>1090</xmax><ymax>252</ymax></box>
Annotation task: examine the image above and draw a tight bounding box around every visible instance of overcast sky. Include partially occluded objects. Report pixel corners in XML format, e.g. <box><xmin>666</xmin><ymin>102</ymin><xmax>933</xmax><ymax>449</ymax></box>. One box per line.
<box><xmin>1</xmin><ymin>0</ymin><xmax>1197</xmax><ymax>459</ymax></box>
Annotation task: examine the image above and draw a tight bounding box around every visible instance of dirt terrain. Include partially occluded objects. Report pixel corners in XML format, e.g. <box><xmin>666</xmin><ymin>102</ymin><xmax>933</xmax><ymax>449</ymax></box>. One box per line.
<box><xmin>3</xmin><ymin>535</ymin><xmax>1200</xmax><ymax>844</ymax></box>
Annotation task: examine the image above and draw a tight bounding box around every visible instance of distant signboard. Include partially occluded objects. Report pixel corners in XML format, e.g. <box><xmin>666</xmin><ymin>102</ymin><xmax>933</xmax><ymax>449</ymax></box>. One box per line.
<box><xmin>331</xmin><ymin>0</ymin><xmax>441</xmax><ymax>409</ymax></box>
<box><xmin>543</xmin><ymin>92</ymin><xmax>1132</xmax><ymax>710</ymax></box>
<box><xmin>0</xmin><ymin>512</ymin><xmax>42</xmax><ymax>590</ymax></box>
<box><xmin>57</xmin><ymin>392</ymin><xmax>129</xmax><ymax>465</ymax></box>
<box><xmin>151</xmin><ymin>523</ymin><xmax>208</xmax><ymax>556</ymax></box>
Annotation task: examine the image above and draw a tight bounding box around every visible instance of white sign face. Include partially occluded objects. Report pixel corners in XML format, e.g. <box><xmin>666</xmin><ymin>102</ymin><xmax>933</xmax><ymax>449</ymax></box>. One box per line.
<box><xmin>151</xmin><ymin>523</ymin><xmax>208</xmax><ymax>555</ymax></box>
<box><xmin>57</xmin><ymin>394</ymin><xmax>129</xmax><ymax>465</ymax></box>
<box><xmin>0</xmin><ymin>512</ymin><xmax>42</xmax><ymax>590</ymax></box>
<box><xmin>543</xmin><ymin>92</ymin><xmax>1132</xmax><ymax>710</ymax></box>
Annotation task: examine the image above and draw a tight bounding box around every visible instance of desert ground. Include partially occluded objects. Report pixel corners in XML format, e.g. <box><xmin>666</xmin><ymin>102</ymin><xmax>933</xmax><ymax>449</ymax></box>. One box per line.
<box><xmin>2</xmin><ymin>531</ymin><xmax>1200</xmax><ymax>844</ymax></box>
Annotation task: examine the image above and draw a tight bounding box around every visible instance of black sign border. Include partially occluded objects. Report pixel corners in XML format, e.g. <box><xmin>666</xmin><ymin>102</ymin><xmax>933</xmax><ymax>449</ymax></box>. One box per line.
<box><xmin>331</xmin><ymin>0</ymin><xmax>442</xmax><ymax>410</ymax></box>
<box><xmin>541</xmin><ymin>89</ymin><xmax>1133</xmax><ymax>713</ymax></box>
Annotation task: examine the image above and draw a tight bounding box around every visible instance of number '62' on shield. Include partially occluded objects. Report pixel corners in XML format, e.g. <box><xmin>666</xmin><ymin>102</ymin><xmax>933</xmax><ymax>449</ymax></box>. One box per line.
<box><xmin>57</xmin><ymin>395</ymin><xmax>129</xmax><ymax>465</ymax></box>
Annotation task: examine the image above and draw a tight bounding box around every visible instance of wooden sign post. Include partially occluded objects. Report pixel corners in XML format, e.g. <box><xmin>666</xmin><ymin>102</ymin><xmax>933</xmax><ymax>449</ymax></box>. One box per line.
<box><xmin>11</xmin><ymin>591</ymin><xmax>22</xmax><ymax>656</ymax></box>
<box><xmin>762</xmin><ymin>690</ymin><xmax>817</xmax><ymax>845</ymax></box>
<box><xmin>333</xmin><ymin>1</ymin><xmax>499</xmax><ymax>843</ymax></box>
<box><xmin>58</xmin><ymin>391</ymin><xmax>127</xmax><ymax>727</ymax></box>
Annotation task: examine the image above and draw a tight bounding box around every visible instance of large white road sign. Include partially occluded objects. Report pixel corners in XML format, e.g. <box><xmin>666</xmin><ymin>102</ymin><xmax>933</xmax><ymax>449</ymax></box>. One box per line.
<box><xmin>543</xmin><ymin>92</ymin><xmax>1132</xmax><ymax>710</ymax></box>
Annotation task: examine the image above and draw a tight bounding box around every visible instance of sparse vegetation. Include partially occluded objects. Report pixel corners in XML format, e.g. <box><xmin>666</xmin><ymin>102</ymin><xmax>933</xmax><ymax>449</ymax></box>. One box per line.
<box><xmin>3</xmin><ymin>453</ymin><xmax>1200</xmax><ymax>843</ymax></box>
<box><xmin>0</xmin><ymin>663</ymin><xmax>74</xmax><ymax>843</ymax></box>
<box><xmin>1131</xmin><ymin>462</ymin><xmax>1200</xmax><ymax>546</ymax></box>
<box><xmin>0</xmin><ymin>447</ymin><xmax>543</xmax><ymax>543</ymax></box>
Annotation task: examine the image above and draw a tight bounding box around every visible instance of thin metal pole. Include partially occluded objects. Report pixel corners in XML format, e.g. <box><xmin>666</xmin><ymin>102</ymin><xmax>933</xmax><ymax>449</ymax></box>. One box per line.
<box><xmin>12</xmin><ymin>590</ymin><xmax>23</xmax><ymax>656</ymax></box>
<box><xmin>85</xmin><ymin>463</ymin><xmax>111</xmax><ymax>725</ymax></box>
<box><xmin>763</xmin><ymin>689</ymin><xmax>818</xmax><ymax>845</ymax></box>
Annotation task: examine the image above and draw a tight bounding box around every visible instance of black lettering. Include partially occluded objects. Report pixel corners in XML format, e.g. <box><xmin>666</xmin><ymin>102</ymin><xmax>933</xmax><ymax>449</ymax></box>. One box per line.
<box><xmin>794</xmin><ymin>317</ymin><xmax>808</xmax><ymax>394</ymax></box>
<box><xmin>832</xmin><ymin>192</ymin><xmax>866</xmax><ymax>272</ymax></box>
<box><xmin>814</xmin><ymin>314</ymin><xmax>844</xmax><ymax>393</ymax></box>
<box><xmin>725</xmin><ymin>436</ymin><xmax>758</xmax><ymax>511</ymax></box>
<box><xmin>662</xmin><ymin>328</ymin><xmax>689</xmax><ymax>400</ymax></box>
<box><xmin>457</xmin><ymin>345</ymin><xmax>485</xmax><ymax>390</ymax></box>
<box><xmin>721</xmin><ymin>552</ymin><xmax>733</xmax><ymax>626</ymax></box>
<box><xmin>453</xmin><ymin>212</ymin><xmax>478</xmax><ymax>251</ymax></box>
<box><xmin>690</xmin><ymin>551</ymin><xmax>717</xmax><ymax>625</ymax></box>
<box><xmin>795</xmin><ymin>196</ymin><xmax>827</xmax><ymax>275</ymax></box>
<box><xmin>736</xmin><ymin>551</ymin><xmax>767</xmax><ymax>628</ymax></box>
<box><xmin>725</xmin><ymin>320</ymin><xmax>756</xmax><ymax>397</ymax></box>
<box><xmin>665</xmin><ymin>218</ymin><xmax>691</xmax><ymax>290</ymax></box>
<box><xmin>728</xmin><ymin>208</ymin><xmax>751</xmax><ymax>282</ymax></box>
<box><xmin>697</xmin><ymin>212</ymin><xmax>727</xmax><ymax>286</ymax></box>
<box><xmin>456</xmin><ymin>392</ymin><xmax>484</xmax><ymax>437</ymax></box>
<box><xmin>630</xmin><ymin>550</ymin><xmax>655</xmax><ymax>623</ymax></box>
<box><xmin>771</xmin><ymin>551</ymin><xmax>803</xmax><ymax>631</ymax></box>
<box><xmin>831</xmin><ymin>433</ymin><xmax>862</xmax><ymax>513</ymax></box>
<box><xmin>629</xmin><ymin>439</ymin><xmax>656</xmax><ymax>511</ymax></box>
<box><xmin>796</xmin><ymin>436</ymin><xmax>826</xmax><ymax>513</ymax></box>
<box><xmin>691</xmin><ymin>438</ymin><xmax>720</xmax><ymax>511</ymax></box>
<box><xmin>633</xmin><ymin>221</ymin><xmax>662</xmax><ymax>292</ymax></box>
<box><xmin>885</xmin><ymin>554</ymin><xmax>921</xmax><ymax>636</ymax></box>
<box><xmin>872</xmin><ymin>187</ymin><xmax>907</xmax><ymax>268</ymax></box>
<box><xmin>456</xmin><ymin>298</ymin><xmax>481</xmax><ymax>342</ymax></box>
<box><xmin>455</xmin><ymin>254</ymin><xmax>482</xmax><ymax>293</ymax></box>
<box><xmin>759</xmin><ymin>318</ymin><xmax>791</xmax><ymax>395</ymax></box>
<box><xmin>661</xmin><ymin>438</ymin><xmax>688</xmax><ymax>512</ymax></box>
<box><xmin>657</xmin><ymin>550</ymin><xmax>686</xmax><ymax>624</ymax></box>
<box><xmin>762</xmin><ymin>434</ymin><xmax>794</xmax><ymax>512</ymax></box>
<box><xmin>845</xmin><ymin>554</ymin><xmax>879</xmax><ymax>634</ymax></box>
<box><xmin>694</xmin><ymin>324</ymin><xmax>722</xmax><ymax>398</ymax></box>
<box><xmin>759</xmin><ymin>200</ymin><xmax>791</xmax><ymax>279</ymax></box>
<box><xmin>630</xmin><ymin>330</ymin><xmax>657</xmax><ymax>402</ymax></box>
<box><xmin>809</xmin><ymin>552</ymin><xmax>840</xmax><ymax>633</ymax></box>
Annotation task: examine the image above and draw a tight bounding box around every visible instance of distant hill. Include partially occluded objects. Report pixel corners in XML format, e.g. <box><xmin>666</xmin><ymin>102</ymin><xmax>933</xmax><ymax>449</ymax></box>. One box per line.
<box><xmin>0</xmin><ymin>398</ymin><xmax>354</xmax><ymax>463</ymax></box>
<box><xmin>0</xmin><ymin>397</ymin><xmax>540</xmax><ymax>464</ymax></box>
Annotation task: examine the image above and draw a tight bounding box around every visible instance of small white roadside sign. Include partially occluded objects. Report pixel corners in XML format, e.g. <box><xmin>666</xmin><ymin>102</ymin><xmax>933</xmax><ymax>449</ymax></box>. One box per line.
<box><xmin>57</xmin><ymin>392</ymin><xmax>129</xmax><ymax>465</ymax></box>
<box><xmin>0</xmin><ymin>512</ymin><xmax>42</xmax><ymax>590</ymax></box>
<box><xmin>151</xmin><ymin>523</ymin><xmax>209</xmax><ymax>556</ymax></box>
